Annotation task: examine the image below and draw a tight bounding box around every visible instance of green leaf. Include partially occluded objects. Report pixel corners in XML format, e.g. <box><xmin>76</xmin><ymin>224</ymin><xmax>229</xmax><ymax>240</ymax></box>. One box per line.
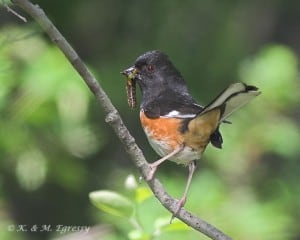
<box><xmin>135</xmin><ymin>187</ymin><xmax>153</xmax><ymax>203</ymax></box>
<box><xmin>89</xmin><ymin>190</ymin><xmax>134</xmax><ymax>218</ymax></box>
<box><xmin>128</xmin><ymin>230</ymin><xmax>151</xmax><ymax>240</ymax></box>
<box><xmin>154</xmin><ymin>216</ymin><xmax>190</xmax><ymax>235</ymax></box>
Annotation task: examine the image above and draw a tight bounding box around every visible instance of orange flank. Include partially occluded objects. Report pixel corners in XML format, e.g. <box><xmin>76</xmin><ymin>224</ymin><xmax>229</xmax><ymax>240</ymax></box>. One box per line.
<box><xmin>140</xmin><ymin>111</ymin><xmax>184</xmax><ymax>150</ymax></box>
<box><xmin>140</xmin><ymin>108</ymin><xmax>221</xmax><ymax>154</ymax></box>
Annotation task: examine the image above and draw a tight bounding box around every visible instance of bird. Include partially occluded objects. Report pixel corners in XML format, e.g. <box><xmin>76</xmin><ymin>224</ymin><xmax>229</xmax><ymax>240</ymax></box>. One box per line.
<box><xmin>121</xmin><ymin>50</ymin><xmax>260</xmax><ymax>218</ymax></box>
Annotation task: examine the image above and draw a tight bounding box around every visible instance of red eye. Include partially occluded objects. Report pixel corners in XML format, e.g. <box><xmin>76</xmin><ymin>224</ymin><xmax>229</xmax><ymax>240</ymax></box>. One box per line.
<box><xmin>147</xmin><ymin>64</ymin><xmax>155</xmax><ymax>72</ymax></box>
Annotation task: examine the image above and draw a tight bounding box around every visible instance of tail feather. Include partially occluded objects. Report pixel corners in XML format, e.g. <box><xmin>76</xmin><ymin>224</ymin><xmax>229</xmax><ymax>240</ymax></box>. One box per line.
<box><xmin>199</xmin><ymin>83</ymin><xmax>260</xmax><ymax>122</ymax></box>
<box><xmin>183</xmin><ymin>82</ymin><xmax>260</xmax><ymax>150</ymax></box>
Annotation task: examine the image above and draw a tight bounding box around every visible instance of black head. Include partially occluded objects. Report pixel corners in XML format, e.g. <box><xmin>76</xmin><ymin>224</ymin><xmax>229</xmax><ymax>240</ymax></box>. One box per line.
<box><xmin>122</xmin><ymin>50</ymin><xmax>195</xmax><ymax>115</ymax></box>
<box><xmin>133</xmin><ymin>50</ymin><xmax>187</xmax><ymax>92</ymax></box>
<box><xmin>123</xmin><ymin>50</ymin><xmax>189</xmax><ymax>97</ymax></box>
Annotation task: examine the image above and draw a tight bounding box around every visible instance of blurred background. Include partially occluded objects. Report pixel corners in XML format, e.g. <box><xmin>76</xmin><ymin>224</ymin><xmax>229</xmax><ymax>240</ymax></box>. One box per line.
<box><xmin>0</xmin><ymin>0</ymin><xmax>299</xmax><ymax>239</ymax></box>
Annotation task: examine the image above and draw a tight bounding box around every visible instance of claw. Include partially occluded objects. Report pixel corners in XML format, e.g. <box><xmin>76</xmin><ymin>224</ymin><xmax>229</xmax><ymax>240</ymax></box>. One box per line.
<box><xmin>170</xmin><ymin>196</ymin><xmax>187</xmax><ymax>223</ymax></box>
<box><xmin>170</xmin><ymin>161</ymin><xmax>196</xmax><ymax>223</ymax></box>
<box><xmin>146</xmin><ymin>164</ymin><xmax>158</xmax><ymax>181</ymax></box>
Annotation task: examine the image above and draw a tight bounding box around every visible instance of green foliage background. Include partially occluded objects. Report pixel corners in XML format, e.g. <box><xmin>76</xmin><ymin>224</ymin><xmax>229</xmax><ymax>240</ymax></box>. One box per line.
<box><xmin>0</xmin><ymin>1</ymin><xmax>299</xmax><ymax>239</ymax></box>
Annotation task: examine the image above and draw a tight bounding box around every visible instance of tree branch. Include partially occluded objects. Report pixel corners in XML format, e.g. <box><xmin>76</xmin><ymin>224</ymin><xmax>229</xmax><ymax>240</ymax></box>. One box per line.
<box><xmin>10</xmin><ymin>1</ymin><xmax>232</xmax><ymax>239</ymax></box>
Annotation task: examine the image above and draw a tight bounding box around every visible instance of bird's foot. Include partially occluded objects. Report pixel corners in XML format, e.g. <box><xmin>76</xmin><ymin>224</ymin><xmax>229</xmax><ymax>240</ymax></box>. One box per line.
<box><xmin>170</xmin><ymin>196</ymin><xmax>187</xmax><ymax>223</ymax></box>
<box><xmin>146</xmin><ymin>163</ymin><xmax>158</xmax><ymax>181</ymax></box>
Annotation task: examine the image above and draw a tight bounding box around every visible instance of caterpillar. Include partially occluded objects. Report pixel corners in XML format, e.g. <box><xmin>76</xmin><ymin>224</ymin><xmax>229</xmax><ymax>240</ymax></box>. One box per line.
<box><xmin>126</xmin><ymin>79</ymin><xmax>136</xmax><ymax>109</ymax></box>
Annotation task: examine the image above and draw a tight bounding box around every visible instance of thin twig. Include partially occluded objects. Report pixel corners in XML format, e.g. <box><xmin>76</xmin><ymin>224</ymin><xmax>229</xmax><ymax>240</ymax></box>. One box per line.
<box><xmin>10</xmin><ymin>1</ymin><xmax>232</xmax><ymax>239</ymax></box>
<box><xmin>3</xmin><ymin>2</ymin><xmax>27</xmax><ymax>22</ymax></box>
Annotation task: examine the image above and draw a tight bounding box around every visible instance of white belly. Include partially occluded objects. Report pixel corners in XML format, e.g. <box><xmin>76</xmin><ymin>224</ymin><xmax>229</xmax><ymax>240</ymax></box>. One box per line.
<box><xmin>146</xmin><ymin>133</ymin><xmax>202</xmax><ymax>165</ymax></box>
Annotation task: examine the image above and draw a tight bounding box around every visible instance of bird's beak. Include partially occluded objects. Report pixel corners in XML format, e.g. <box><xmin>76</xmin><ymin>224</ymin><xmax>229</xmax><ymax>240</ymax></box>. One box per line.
<box><xmin>121</xmin><ymin>66</ymin><xmax>138</xmax><ymax>81</ymax></box>
<box><xmin>121</xmin><ymin>66</ymin><xmax>138</xmax><ymax>109</ymax></box>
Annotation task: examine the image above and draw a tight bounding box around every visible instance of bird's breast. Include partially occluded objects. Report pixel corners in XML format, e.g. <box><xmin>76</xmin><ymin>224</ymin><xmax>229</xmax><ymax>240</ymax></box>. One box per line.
<box><xmin>140</xmin><ymin>111</ymin><xmax>204</xmax><ymax>164</ymax></box>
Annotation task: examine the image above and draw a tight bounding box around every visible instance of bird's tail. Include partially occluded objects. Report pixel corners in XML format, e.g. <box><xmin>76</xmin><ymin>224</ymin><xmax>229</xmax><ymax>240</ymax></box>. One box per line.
<box><xmin>199</xmin><ymin>82</ymin><xmax>260</xmax><ymax>122</ymax></box>
<box><xmin>183</xmin><ymin>83</ymin><xmax>260</xmax><ymax>149</ymax></box>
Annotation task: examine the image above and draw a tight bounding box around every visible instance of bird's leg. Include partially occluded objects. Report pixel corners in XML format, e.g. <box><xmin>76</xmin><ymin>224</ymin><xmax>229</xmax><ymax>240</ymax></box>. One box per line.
<box><xmin>171</xmin><ymin>160</ymin><xmax>196</xmax><ymax>222</ymax></box>
<box><xmin>146</xmin><ymin>145</ymin><xmax>184</xmax><ymax>181</ymax></box>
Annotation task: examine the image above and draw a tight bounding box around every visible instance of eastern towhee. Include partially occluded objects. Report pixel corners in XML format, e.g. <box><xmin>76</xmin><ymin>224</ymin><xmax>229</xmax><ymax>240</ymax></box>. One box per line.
<box><xmin>122</xmin><ymin>50</ymin><xmax>260</xmax><ymax>217</ymax></box>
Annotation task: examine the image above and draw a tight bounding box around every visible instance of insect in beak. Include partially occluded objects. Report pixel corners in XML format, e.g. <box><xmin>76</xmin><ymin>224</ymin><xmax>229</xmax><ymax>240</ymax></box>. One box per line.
<box><xmin>121</xmin><ymin>67</ymin><xmax>138</xmax><ymax>109</ymax></box>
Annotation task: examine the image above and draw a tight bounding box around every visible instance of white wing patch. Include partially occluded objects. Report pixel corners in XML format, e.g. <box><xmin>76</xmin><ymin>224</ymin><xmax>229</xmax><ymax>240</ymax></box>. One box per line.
<box><xmin>162</xmin><ymin>110</ymin><xmax>196</xmax><ymax>119</ymax></box>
